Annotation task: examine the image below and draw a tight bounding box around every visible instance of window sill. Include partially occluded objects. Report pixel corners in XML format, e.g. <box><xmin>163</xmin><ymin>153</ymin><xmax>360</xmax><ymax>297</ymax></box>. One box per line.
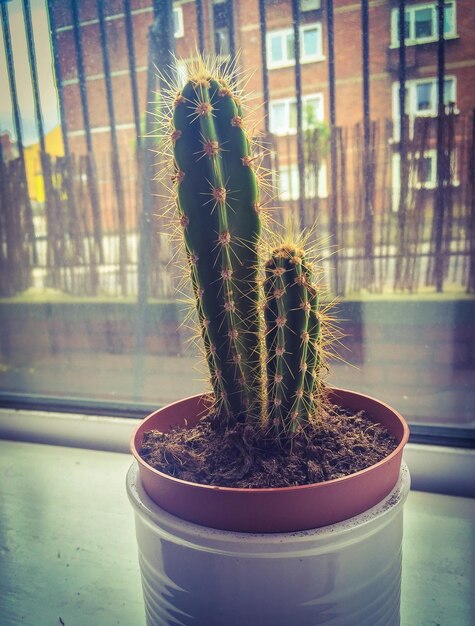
<box><xmin>0</xmin><ymin>407</ymin><xmax>474</xmax><ymax>498</ymax></box>
<box><xmin>267</xmin><ymin>55</ymin><xmax>326</xmax><ymax>70</ymax></box>
<box><xmin>389</xmin><ymin>34</ymin><xmax>459</xmax><ymax>49</ymax></box>
<box><xmin>0</xmin><ymin>439</ymin><xmax>473</xmax><ymax>625</ymax></box>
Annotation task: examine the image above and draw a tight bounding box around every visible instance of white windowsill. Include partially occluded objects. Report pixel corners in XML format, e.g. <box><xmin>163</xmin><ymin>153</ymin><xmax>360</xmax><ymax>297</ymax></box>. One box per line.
<box><xmin>0</xmin><ymin>439</ymin><xmax>473</xmax><ymax>625</ymax></box>
<box><xmin>0</xmin><ymin>407</ymin><xmax>473</xmax><ymax>498</ymax></box>
<box><xmin>389</xmin><ymin>34</ymin><xmax>459</xmax><ymax>49</ymax></box>
<box><xmin>268</xmin><ymin>55</ymin><xmax>326</xmax><ymax>70</ymax></box>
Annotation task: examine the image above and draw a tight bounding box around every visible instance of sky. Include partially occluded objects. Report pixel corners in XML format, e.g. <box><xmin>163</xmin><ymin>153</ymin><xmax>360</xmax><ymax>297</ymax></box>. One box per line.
<box><xmin>0</xmin><ymin>0</ymin><xmax>59</xmax><ymax>146</ymax></box>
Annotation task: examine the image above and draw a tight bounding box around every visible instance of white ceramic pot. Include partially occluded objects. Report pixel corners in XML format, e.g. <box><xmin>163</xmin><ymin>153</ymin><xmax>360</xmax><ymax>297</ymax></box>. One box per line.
<box><xmin>127</xmin><ymin>461</ymin><xmax>410</xmax><ymax>626</ymax></box>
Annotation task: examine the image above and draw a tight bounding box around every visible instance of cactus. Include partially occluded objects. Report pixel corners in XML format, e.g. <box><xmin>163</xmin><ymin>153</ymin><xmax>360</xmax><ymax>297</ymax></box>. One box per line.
<box><xmin>164</xmin><ymin>58</ymin><xmax>326</xmax><ymax>442</ymax></box>
<box><xmin>263</xmin><ymin>245</ymin><xmax>321</xmax><ymax>441</ymax></box>
<box><xmin>170</xmin><ymin>63</ymin><xmax>263</xmax><ymax>426</ymax></box>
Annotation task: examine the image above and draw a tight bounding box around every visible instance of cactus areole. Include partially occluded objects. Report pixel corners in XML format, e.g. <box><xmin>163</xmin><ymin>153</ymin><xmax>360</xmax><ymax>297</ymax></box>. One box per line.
<box><xmin>171</xmin><ymin>69</ymin><xmax>263</xmax><ymax>429</ymax></box>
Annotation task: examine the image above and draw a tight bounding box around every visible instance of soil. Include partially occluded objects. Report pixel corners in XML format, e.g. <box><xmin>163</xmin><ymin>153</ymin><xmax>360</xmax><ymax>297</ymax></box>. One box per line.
<box><xmin>140</xmin><ymin>406</ymin><xmax>398</xmax><ymax>488</ymax></box>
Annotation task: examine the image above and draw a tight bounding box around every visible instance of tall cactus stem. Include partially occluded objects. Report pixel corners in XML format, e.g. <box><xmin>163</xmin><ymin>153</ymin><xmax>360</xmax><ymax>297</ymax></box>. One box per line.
<box><xmin>170</xmin><ymin>67</ymin><xmax>262</xmax><ymax>426</ymax></box>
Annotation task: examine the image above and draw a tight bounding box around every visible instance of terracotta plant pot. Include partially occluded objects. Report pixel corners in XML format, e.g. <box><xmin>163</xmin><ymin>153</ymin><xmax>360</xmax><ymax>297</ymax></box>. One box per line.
<box><xmin>130</xmin><ymin>387</ymin><xmax>410</xmax><ymax>533</ymax></box>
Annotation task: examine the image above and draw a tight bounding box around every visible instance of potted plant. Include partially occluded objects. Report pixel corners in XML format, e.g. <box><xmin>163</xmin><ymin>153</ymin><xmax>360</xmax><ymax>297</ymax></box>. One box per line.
<box><xmin>127</xmin><ymin>57</ymin><xmax>410</xmax><ymax>626</ymax></box>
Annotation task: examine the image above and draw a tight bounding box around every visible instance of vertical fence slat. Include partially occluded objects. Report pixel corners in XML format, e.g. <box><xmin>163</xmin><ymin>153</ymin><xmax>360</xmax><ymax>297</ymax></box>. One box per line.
<box><xmin>227</xmin><ymin>0</ymin><xmax>236</xmax><ymax>59</ymax></box>
<box><xmin>291</xmin><ymin>0</ymin><xmax>305</xmax><ymax>227</ymax></box>
<box><xmin>195</xmin><ymin>0</ymin><xmax>205</xmax><ymax>54</ymax></box>
<box><xmin>434</xmin><ymin>0</ymin><xmax>447</xmax><ymax>292</ymax></box>
<box><xmin>395</xmin><ymin>0</ymin><xmax>408</xmax><ymax>289</ymax></box>
<box><xmin>361</xmin><ymin>0</ymin><xmax>374</xmax><ymax>287</ymax></box>
<box><xmin>70</xmin><ymin>0</ymin><xmax>103</xmax><ymax>262</ymax></box>
<box><xmin>123</xmin><ymin>0</ymin><xmax>142</xmax><ymax>148</ymax></box>
<box><xmin>47</xmin><ymin>0</ymin><xmax>83</xmax><ymax>262</ymax></box>
<box><xmin>325</xmin><ymin>0</ymin><xmax>340</xmax><ymax>295</ymax></box>
<box><xmin>97</xmin><ymin>0</ymin><xmax>128</xmax><ymax>296</ymax></box>
<box><xmin>258</xmin><ymin>0</ymin><xmax>270</xmax><ymax>134</ymax></box>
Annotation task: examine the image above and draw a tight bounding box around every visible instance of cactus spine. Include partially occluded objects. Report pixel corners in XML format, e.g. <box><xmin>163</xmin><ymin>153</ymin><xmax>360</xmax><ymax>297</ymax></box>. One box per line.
<box><xmin>171</xmin><ymin>69</ymin><xmax>262</xmax><ymax>426</ymax></box>
<box><xmin>264</xmin><ymin>245</ymin><xmax>321</xmax><ymax>441</ymax></box>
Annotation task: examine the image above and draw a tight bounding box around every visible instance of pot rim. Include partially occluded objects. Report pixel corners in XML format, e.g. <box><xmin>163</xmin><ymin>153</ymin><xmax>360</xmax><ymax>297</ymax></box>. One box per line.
<box><xmin>130</xmin><ymin>386</ymin><xmax>410</xmax><ymax>494</ymax></box>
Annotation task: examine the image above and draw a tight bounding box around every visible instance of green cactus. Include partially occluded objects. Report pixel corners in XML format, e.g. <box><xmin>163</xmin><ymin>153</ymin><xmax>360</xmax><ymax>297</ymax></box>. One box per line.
<box><xmin>164</xmin><ymin>58</ymin><xmax>326</xmax><ymax>442</ymax></box>
<box><xmin>170</xmin><ymin>66</ymin><xmax>263</xmax><ymax>426</ymax></box>
<box><xmin>263</xmin><ymin>245</ymin><xmax>321</xmax><ymax>441</ymax></box>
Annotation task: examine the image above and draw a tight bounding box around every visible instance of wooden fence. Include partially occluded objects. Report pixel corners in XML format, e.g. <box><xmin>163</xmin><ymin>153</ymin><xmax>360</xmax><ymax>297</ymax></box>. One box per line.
<box><xmin>1</xmin><ymin>112</ymin><xmax>474</xmax><ymax>299</ymax></box>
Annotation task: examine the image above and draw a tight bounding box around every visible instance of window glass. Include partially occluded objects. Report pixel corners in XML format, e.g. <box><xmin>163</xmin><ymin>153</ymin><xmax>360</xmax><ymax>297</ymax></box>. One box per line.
<box><xmin>0</xmin><ymin>0</ymin><xmax>473</xmax><ymax>442</ymax></box>
<box><xmin>286</xmin><ymin>32</ymin><xmax>295</xmax><ymax>61</ymax></box>
<box><xmin>444</xmin><ymin>78</ymin><xmax>455</xmax><ymax>104</ymax></box>
<box><xmin>303</xmin><ymin>96</ymin><xmax>323</xmax><ymax>126</ymax></box>
<box><xmin>418</xmin><ymin>154</ymin><xmax>434</xmax><ymax>185</ymax></box>
<box><xmin>404</xmin><ymin>13</ymin><xmax>411</xmax><ymax>39</ymax></box>
<box><xmin>444</xmin><ymin>3</ymin><xmax>454</xmax><ymax>34</ymax></box>
<box><xmin>414</xmin><ymin>7</ymin><xmax>434</xmax><ymax>38</ymax></box>
<box><xmin>416</xmin><ymin>82</ymin><xmax>433</xmax><ymax>111</ymax></box>
<box><xmin>270</xmin><ymin>34</ymin><xmax>283</xmax><ymax>64</ymax></box>
<box><xmin>302</xmin><ymin>27</ymin><xmax>318</xmax><ymax>57</ymax></box>
<box><xmin>269</xmin><ymin>101</ymin><xmax>287</xmax><ymax>133</ymax></box>
<box><xmin>289</xmin><ymin>102</ymin><xmax>297</xmax><ymax>130</ymax></box>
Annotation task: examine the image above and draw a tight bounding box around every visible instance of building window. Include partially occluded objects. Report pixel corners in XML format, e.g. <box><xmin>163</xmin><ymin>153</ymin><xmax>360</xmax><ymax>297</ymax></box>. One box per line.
<box><xmin>390</xmin><ymin>1</ymin><xmax>456</xmax><ymax>47</ymax></box>
<box><xmin>300</xmin><ymin>0</ymin><xmax>321</xmax><ymax>11</ymax></box>
<box><xmin>278</xmin><ymin>163</ymin><xmax>327</xmax><ymax>200</ymax></box>
<box><xmin>269</xmin><ymin>94</ymin><xmax>324</xmax><ymax>135</ymax></box>
<box><xmin>267</xmin><ymin>23</ymin><xmax>323</xmax><ymax>69</ymax></box>
<box><xmin>173</xmin><ymin>7</ymin><xmax>184</xmax><ymax>38</ymax></box>
<box><xmin>392</xmin><ymin>149</ymin><xmax>458</xmax><ymax>207</ymax></box>
<box><xmin>392</xmin><ymin>77</ymin><xmax>457</xmax><ymax>136</ymax></box>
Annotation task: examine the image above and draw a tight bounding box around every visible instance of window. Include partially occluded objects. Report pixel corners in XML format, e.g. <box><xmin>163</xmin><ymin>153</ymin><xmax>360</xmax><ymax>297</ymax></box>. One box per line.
<box><xmin>1</xmin><ymin>0</ymin><xmax>473</xmax><ymax>463</ymax></box>
<box><xmin>390</xmin><ymin>1</ymin><xmax>456</xmax><ymax>47</ymax></box>
<box><xmin>173</xmin><ymin>7</ymin><xmax>184</xmax><ymax>38</ymax></box>
<box><xmin>392</xmin><ymin>148</ymin><xmax>458</xmax><ymax>208</ymax></box>
<box><xmin>267</xmin><ymin>23</ymin><xmax>323</xmax><ymax>69</ymax></box>
<box><xmin>392</xmin><ymin>77</ymin><xmax>457</xmax><ymax>136</ymax></box>
<box><xmin>269</xmin><ymin>94</ymin><xmax>324</xmax><ymax>135</ymax></box>
<box><xmin>278</xmin><ymin>163</ymin><xmax>327</xmax><ymax>200</ymax></box>
<box><xmin>300</xmin><ymin>0</ymin><xmax>321</xmax><ymax>10</ymax></box>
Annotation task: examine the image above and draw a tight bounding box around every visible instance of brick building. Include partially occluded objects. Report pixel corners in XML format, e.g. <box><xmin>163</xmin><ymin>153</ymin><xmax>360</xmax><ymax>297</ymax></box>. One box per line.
<box><xmin>50</xmin><ymin>0</ymin><xmax>475</xmax><ymax>226</ymax></box>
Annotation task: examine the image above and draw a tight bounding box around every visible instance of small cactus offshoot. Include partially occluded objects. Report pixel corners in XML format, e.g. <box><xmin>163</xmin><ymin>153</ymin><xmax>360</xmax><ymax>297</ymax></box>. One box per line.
<box><xmin>264</xmin><ymin>245</ymin><xmax>321</xmax><ymax>441</ymax></box>
<box><xmin>162</xmin><ymin>57</ymin><xmax>327</xmax><ymax>443</ymax></box>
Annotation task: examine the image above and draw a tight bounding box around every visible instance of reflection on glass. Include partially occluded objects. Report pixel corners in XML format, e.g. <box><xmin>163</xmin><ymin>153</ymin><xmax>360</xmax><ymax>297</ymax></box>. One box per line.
<box><xmin>0</xmin><ymin>0</ymin><xmax>473</xmax><ymax>434</ymax></box>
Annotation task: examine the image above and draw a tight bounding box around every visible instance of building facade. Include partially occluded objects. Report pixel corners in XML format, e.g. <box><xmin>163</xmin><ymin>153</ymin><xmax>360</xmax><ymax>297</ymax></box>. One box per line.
<box><xmin>50</xmin><ymin>0</ymin><xmax>475</xmax><ymax>226</ymax></box>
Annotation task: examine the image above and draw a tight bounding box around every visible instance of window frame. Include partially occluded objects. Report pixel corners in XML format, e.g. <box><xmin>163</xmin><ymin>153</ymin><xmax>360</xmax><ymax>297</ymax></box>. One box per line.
<box><xmin>390</xmin><ymin>1</ymin><xmax>457</xmax><ymax>48</ymax></box>
<box><xmin>269</xmin><ymin>93</ymin><xmax>324</xmax><ymax>135</ymax></box>
<box><xmin>266</xmin><ymin>23</ymin><xmax>324</xmax><ymax>70</ymax></box>
<box><xmin>391</xmin><ymin>76</ymin><xmax>457</xmax><ymax>136</ymax></box>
